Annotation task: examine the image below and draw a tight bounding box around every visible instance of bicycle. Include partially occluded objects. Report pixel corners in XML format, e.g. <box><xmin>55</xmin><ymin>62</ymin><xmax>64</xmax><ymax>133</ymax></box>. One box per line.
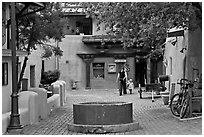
<box><xmin>170</xmin><ymin>79</ymin><xmax>193</xmax><ymax>118</ymax></box>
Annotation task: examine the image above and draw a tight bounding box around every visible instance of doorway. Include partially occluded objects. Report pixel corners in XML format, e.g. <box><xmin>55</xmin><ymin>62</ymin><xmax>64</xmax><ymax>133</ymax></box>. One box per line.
<box><xmin>116</xmin><ymin>63</ymin><xmax>125</xmax><ymax>73</ymax></box>
<box><xmin>30</xmin><ymin>65</ymin><xmax>35</xmax><ymax>88</ymax></box>
<box><xmin>135</xmin><ymin>60</ymin><xmax>146</xmax><ymax>87</ymax></box>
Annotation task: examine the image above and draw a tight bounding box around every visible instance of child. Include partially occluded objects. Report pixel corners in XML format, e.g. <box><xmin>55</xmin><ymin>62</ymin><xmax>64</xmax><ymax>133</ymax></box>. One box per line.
<box><xmin>127</xmin><ymin>79</ymin><xmax>134</xmax><ymax>94</ymax></box>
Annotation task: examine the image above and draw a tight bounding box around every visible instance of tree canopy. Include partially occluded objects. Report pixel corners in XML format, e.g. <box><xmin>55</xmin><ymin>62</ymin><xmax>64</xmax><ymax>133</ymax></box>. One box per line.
<box><xmin>15</xmin><ymin>2</ymin><xmax>66</xmax><ymax>89</ymax></box>
<box><xmin>17</xmin><ymin>2</ymin><xmax>65</xmax><ymax>58</ymax></box>
<box><xmin>81</xmin><ymin>2</ymin><xmax>201</xmax><ymax>51</ymax></box>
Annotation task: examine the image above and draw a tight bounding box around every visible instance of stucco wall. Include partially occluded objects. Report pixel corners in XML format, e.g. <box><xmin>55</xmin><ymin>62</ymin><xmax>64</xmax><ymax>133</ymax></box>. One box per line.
<box><xmin>164</xmin><ymin>29</ymin><xmax>187</xmax><ymax>92</ymax></box>
<box><xmin>164</xmin><ymin>27</ymin><xmax>202</xmax><ymax>93</ymax></box>
<box><xmin>47</xmin><ymin>35</ymin><xmax>136</xmax><ymax>90</ymax></box>
<box><xmin>52</xmin><ymin>35</ymin><xmax>96</xmax><ymax>90</ymax></box>
<box><xmin>44</xmin><ymin>16</ymin><xmax>135</xmax><ymax>90</ymax></box>
<box><xmin>90</xmin><ymin>57</ymin><xmax>135</xmax><ymax>89</ymax></box>
<box><xmin>21</xmin><ymin>46</ymin><xmax>43</xmax><ymax>88</ymax></box>
<box><xmin>2</xmin><ymin>57</ymin><xmax>12</xmax><ymax>113</ymax></box>
<box><xmin>187</xmin><ymin>28</ymin><xmax>202</xmax><ymax>81</ymax></box>
<box><xmin>91</xmin><ymin>57</ymin><xmax>117</xmax><ymax>89</ymax></box>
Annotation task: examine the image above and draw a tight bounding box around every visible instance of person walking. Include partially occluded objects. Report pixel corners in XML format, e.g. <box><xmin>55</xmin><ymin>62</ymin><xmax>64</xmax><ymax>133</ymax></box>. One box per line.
<box><xmin>127</xmin><ymin>78</ymin><xmax>134</xmax><ymax>94</ymax></box>
<box><xmin>116</xmin><ymin>68</ymin><xmax>127</xmax><ymax>96</ymax></box>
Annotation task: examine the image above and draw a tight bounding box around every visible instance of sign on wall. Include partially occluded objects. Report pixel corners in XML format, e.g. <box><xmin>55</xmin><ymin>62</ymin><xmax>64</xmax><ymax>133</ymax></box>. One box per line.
<box><xmin>108</xmin><ymin>63</ymin><xmax>116</xmax><ymax>73</ymax></box>
<box><xmin>114</xmin><ymin>59</ymin><xmax>126</xmax><ymax>63</ymax></box>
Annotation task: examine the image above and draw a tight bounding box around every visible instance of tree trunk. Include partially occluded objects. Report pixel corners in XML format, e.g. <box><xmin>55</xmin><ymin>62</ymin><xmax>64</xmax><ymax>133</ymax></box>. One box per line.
<box><xmin>17</xmin><ymin>56</ymin><xmax>28</xmax><ymax>91</ymax></box>
<box><xmin>17</xmin><ymin>24</ymin><xmax>35</xmax><ymax>91</ymax></box>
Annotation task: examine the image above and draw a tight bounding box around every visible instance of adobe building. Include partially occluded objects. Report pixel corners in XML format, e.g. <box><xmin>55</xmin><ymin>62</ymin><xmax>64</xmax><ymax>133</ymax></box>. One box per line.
<box><xmin>164</xmin><ymin>27</ymin><xmax>202</xmax><ymax>92</ymax></box>
<box><xmin>44</xmin><ymin>4</ymin><xmax>163</xmax><ymax>90</ymax></box>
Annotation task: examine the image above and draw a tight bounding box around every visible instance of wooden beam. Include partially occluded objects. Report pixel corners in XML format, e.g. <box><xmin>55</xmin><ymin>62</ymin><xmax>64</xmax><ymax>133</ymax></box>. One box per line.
<box><xmin>167</xmin><ymin>30</ymin><xmax>184</xmax><ymax>37</ymax></box>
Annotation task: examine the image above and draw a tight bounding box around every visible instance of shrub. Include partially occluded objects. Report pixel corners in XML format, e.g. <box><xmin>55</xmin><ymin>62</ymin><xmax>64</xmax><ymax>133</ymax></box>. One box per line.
<box><xmin>41</xmin><ymin>69</ymin><xmax>60</xmax><ymax>85</ymax></box>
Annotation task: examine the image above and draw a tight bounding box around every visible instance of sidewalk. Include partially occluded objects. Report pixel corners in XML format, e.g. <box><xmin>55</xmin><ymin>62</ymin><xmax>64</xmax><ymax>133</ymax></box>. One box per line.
<box><xmin>21</xmin><ymin>89</ymin><xmax>202</xmax><ymax>135</ymax></box>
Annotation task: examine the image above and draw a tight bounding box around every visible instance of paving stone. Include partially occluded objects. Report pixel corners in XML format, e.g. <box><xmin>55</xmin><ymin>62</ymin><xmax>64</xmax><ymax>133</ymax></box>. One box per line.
<box><xmin>19</xmin><ymin>89</ymin><xmax>201</xmax><ymax>135</ymax></box>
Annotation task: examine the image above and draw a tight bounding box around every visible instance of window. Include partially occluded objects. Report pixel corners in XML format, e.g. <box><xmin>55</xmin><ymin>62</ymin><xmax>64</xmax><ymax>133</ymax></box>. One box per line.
<box><xmin>2</xmin><ymin>62</ymin><xmax>8</xmax><ymax>85</ymax></box>
<box><xmin>75</xmin><ymin>18</ymin><xmax>92</xmax><ymax>35</ymax></box>
<box><xmin>93</xmin><ymin>63</ymin><xmax>105</xmax><ymax>79</ymax></box>
<box><xmin>170</xmin><ymin>57</ymin><xmax>173</xmax><ymax>75</ymax></box>
<box><xmin>30</xmin><ymin>65</ymin><xmax>35</xmax><ymax>87</ymax></box>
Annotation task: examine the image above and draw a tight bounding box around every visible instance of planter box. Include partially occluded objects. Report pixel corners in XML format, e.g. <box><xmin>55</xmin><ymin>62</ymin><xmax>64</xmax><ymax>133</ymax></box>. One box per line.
<box><xmin>192</xmin><ymin>97</ymin><xmax>202</xmax><ymax>113</ymax></box>
<box><xmin>162</xmin><ymin>95</ymin><xmax>169</xmax><ymax>105</ymax></box>
<box><xmin>145</xmin><ymin>83</ymin><xmax>165</xmax><ymax>95</ymax></box>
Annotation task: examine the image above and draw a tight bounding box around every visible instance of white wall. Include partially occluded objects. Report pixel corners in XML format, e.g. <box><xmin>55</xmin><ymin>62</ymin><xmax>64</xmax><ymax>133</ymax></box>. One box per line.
<box><xmin>164</xmin><ymin>28</ymin><xmax>188</xmax><ymax>93</ymax></box>
<box><xmin>21</xmin><ymin>46</ymin><xmax>43</xmax><ymax>88</ymax></box>
<box><xmin>2</xmin><ymin>57</ymin><xmax>12</xmax><ymax>113</ymax></box>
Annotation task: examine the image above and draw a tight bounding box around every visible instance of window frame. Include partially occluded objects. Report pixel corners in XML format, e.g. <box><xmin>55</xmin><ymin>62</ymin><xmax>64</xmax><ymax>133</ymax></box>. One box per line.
<box><xmin>92</xmin><ymin>62</ymin><xmax>105</xmax><ymax>79</ymax></box>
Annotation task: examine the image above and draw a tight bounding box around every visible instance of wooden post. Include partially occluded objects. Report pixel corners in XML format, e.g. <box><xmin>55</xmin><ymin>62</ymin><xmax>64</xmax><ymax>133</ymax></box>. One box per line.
<box><xmin>83</xmin><ymin>56</ymin><xmax>94</xmax><ymax>89</ymax></box>
<box><xmin>188</xmin><ymin>89</ymin><xmax>193</xmax><ymax>118</ymax></box>
<box><xmin>146</xmin><ymin>58</ymin><xmax>151</xmax><ymax>84</ymax></box>
<box><xmin>139</xmin><ymin>84</ymin><xmax>142</xmax><ymax>99</ymax></box>
<box><xmin>152</xmin><ymin>89</ymin><xmax>155</xmax><ymax>102</ymax></box>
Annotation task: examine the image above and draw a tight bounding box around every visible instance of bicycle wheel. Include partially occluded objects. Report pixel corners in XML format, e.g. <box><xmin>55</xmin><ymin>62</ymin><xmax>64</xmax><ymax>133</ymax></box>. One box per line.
<box><xmin>180</xmin><ymin>94</ymin><xmax>190</xmax><ymax>119</ymax></box>
<box><xmin>170</xmin><ymin>93</ymin><xmax>182</xmax><ymax>117</ymax></box>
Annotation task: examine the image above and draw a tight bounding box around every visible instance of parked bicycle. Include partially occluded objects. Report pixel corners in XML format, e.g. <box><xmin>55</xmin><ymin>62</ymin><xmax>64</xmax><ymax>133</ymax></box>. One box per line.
<box><xmin>170</xmin><ymin>79</ymin><xmax>194</xmax><ymax>118</ymax></box>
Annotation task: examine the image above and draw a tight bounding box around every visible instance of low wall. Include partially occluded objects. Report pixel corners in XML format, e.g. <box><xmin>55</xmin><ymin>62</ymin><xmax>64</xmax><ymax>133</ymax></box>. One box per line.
<box><xmin>2</xmin><ymin>88</ymin><xmax>63</xmax><ymax>134</ymax></box>
<box><xmin>47</xmin><ymin>94</ymin><xmax>60</xmax><ymax>115</ymax></box>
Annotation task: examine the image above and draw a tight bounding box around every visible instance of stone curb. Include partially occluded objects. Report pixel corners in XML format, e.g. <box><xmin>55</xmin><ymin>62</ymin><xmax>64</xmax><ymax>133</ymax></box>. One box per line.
<box><xmin>67</xmin><ymin>121</ymin><xmax>140</xmax><ymax>134</ymax></box>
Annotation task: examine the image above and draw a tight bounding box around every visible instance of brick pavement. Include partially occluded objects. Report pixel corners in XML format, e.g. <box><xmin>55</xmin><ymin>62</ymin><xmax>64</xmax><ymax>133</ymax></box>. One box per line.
<box><xmin>20</xmin><ymin>89</ymin><xmax>202</xmax><ymax>135</ymax></box>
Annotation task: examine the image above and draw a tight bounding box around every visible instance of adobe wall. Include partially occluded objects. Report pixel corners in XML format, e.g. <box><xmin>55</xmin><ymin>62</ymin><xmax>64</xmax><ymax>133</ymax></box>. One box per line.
<box><xmin>2</xmin><ymin>57</ymin><xmax>12</xmax><ymax>113</ymax></box>
<box><xmin>56</xmin><ymin>35</ymin><xmax>93</xmax><ymax>90</ymax></box>
<box><xmin>187</xmin><ymin>28</ymin><xmax>202</xmax><ymax>80</ymax></box>
<box><xmin>21</xmin><ymin>46</ymin><xmax>43</xmax><ymax>88</ymax></box>
<box><xmin>164</xmin><ymin>27</ymin><xmax>202</xmax><ymax>93</ymax></box>
<box><xmin>164</xmin><ymin>29</ymin><xmax>187</xmax><ymax>92</ymax></box>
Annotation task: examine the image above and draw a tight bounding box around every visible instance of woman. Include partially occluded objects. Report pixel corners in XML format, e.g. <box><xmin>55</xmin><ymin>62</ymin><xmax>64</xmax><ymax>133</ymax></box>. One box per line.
<box><xmin>116</xmin><ymin>68</ymin><xmax>127</xmax><ymax>96</ymax></box>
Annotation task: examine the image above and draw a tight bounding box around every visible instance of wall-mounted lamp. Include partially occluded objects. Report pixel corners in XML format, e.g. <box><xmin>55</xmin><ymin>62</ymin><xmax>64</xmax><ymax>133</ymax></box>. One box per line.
<box><xmin>171</xmin><ymin>37</ymin><xmax>177</xmax><ymax>46</ymax></box>
<box><xmin>180</xmin><ymin>48</ymin><xmax>187</xmax><ymax>53</ymax></box>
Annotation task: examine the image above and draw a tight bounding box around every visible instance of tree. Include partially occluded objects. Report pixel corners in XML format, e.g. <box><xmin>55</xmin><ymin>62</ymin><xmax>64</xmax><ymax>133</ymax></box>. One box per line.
<box><xmin>16</xmin><ymin>2</ymin><xmax>66</xmax><ymax>90</ymax></box>
<box><xmin>80</xmin><ymin>2</ymin><xmax>201</xmax><ymax>58</ymax></box>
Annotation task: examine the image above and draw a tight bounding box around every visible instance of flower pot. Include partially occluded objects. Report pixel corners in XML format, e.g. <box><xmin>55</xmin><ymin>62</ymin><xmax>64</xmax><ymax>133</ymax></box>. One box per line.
<box><xmin>192</xmin><ymin>98</ymin><xmax>202</xmax><ymax>113</ymax></box>
<box><xmin>162</xmin><ymin>94</ymin><xmax>169</xmax><ymax>105</ymax></box>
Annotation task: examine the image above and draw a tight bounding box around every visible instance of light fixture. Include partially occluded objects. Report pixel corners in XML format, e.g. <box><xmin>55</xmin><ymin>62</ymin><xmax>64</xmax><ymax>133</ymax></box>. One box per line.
<box><xmin>180</xmin><ymin>48</ymin><xmax>187</xmax><ymax>53</ymax></box>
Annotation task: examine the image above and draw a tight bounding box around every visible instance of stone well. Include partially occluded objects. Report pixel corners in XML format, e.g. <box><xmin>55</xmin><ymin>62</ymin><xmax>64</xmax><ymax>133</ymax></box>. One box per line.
<box><xmin>67</xmin><ymin>101</ymin><xmax>139</xmax><ymax>133</ymax></box>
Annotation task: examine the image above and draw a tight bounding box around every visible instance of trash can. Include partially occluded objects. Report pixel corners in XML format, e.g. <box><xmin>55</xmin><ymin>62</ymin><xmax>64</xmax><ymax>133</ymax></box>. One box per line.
<box><xmin>22</xmin><ymin>78</ymin><xmax>28</xmax><ymax>91</ymax></box>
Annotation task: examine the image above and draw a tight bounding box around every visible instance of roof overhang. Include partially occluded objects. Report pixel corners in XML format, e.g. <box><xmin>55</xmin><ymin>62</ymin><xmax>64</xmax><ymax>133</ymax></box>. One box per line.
<box><xmin>2</xmin><ymin>49</ymin><xmax>28</xmax><ymax>57</ymax></box>
<box><xmin>82</xmin><ymin>35</ymin><xmax>122</xmax><ymax>43</ymax></box>
<box><xmin>167</xmin><ymin>29</ymin><xmax>184</xmax><ymax>37</ymax></box>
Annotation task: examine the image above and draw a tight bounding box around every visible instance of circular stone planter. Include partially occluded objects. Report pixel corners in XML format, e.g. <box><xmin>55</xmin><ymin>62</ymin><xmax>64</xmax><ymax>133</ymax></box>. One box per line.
<box><xmin>73</xmin><ymin>102</ymin><xmax>133</xmax><ymax>125</ymax></box>
<box><xmin>67</xmin><ymin>101</ymin><xmax>140</xmax><ymax>133</ymax></box>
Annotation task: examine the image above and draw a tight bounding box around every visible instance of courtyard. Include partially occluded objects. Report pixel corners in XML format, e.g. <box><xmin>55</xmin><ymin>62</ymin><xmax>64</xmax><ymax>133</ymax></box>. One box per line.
<box><xmin>21</xmin><ymin>89</ymin><xmax>202</xmax><ymax>135</ymax></box>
